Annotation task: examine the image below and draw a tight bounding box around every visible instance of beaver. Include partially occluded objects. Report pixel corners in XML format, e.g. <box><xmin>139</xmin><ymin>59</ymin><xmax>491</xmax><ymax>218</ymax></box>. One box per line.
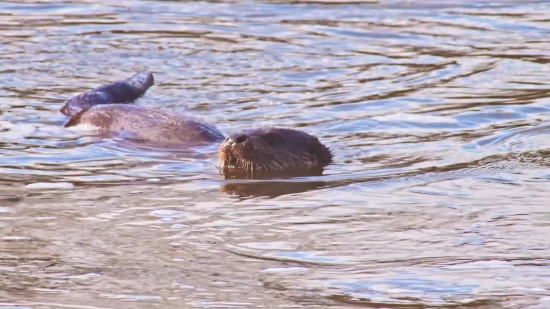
<box><xmin>60</xmin><ymin>71</ymin><xmax>333</xmax><ymax>174</ymax></box>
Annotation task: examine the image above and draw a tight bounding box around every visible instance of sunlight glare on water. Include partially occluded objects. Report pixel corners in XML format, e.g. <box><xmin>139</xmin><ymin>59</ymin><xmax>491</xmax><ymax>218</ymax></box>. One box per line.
<box><xmin>2</xmin><ymin>0</ymin><xmax>550</xmax><ymax>308</ymax></box>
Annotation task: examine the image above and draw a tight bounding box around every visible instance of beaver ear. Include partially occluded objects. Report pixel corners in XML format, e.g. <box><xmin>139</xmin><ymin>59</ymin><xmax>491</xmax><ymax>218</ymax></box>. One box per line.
<box><xmin>307</xmin><ymin>139</ymin><xmax>324</xmax><ymax>156</ymax></box>
<box><xmin>307</xmin><ymin>139</ymin><xmax>333</xmax><ymax>164</ymax></box>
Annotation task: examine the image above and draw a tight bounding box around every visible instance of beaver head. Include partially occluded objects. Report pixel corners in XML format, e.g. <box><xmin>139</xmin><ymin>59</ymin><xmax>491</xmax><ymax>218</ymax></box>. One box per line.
<box><xmin>219</xmin><ymin>127</ymin><xmax>332</xmax><ymax>173</ymax></box>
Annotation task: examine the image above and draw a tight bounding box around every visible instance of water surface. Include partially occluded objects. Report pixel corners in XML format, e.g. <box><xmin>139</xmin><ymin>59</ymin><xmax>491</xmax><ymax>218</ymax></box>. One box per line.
<box><xmin>2</xmin><ymin>0</ymin><xmax>550</xmax><ymax>308</ymax></box>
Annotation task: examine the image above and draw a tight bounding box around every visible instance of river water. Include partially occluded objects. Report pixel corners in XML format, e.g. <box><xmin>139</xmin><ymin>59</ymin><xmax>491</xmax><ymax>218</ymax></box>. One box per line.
<box><xmin>2</xmin><ymin>0</ymin><xmax>550</xmax><ymax>308</ymax></box>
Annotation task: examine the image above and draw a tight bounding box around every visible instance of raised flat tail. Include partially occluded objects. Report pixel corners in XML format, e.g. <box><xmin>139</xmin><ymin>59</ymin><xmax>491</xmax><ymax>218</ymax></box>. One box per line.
<box><xmin>60</xmin><ymin>71</ymin><xmax>154</xmax><ymax>117</ymax></box>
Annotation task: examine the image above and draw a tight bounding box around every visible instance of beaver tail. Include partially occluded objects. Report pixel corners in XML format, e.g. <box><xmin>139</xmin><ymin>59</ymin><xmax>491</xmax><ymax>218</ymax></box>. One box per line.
<box><xmin>60</xmin><ymin>71</ymin><xmax>155</xmax><ymax>117</ymax></box>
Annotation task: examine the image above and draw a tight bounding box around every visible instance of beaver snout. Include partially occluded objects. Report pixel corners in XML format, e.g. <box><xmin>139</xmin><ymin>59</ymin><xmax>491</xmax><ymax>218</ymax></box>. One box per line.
<box><xmin>233</xmin><ymin>134</ymin><xmax>248</xmax><ymax>144</ymax></box>
<box><xmin>227</xmin><ymin>133</ymin><xmax>249</xmax><ymax>145</ymax></box>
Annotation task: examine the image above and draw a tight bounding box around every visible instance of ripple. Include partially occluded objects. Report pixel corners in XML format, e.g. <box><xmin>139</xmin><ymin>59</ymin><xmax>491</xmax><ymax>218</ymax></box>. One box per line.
<box><xmin>25</xmin><ymin>182</ymin><xmax>74</xmax><ymax>189</ymax></box>
<box><xmin>2</xmin><ymin>0</ymin><xmax>550</xmax><ymax>308</ymax></box>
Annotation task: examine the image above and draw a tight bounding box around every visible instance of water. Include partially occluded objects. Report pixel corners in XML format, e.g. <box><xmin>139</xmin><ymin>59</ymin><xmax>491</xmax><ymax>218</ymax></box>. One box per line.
<box><xmin>2</xmin><ymin>0</ymin><xmax>550</xmax><ymax>308</ymax></box>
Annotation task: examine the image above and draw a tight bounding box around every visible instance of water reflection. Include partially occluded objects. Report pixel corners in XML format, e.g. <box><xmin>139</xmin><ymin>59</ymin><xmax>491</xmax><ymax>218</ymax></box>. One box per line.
<box><xmin>221</xmin><ymin>172</ymin><xmax>327</xmax><ymax>197</ymax></box>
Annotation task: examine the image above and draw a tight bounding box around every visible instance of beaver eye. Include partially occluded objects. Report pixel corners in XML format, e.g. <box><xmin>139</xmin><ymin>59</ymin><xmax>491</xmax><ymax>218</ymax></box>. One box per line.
<box><xmin>263</xmin><ymin>133</ymin><xmax>280</xmax><ymax>146</ymax></box>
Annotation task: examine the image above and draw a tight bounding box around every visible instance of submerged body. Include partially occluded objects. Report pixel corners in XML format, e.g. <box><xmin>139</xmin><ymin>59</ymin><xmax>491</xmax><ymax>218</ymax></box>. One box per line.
<box><xmin>66</xmin><ymin>104</ymin><xmax>226</xmax><ymax>144</ymax></box>
<box><xmin>60</xmin><ymin>71</ymin><xmax>333</xmax><ymax>174</ymax></box>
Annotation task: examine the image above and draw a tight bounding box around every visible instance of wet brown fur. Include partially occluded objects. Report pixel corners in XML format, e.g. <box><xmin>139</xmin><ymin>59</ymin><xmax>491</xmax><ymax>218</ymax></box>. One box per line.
<box><xmin>218</xmin><ymin>127</ymin><xmax>333</xmax><ymax>172</ymax></box>
<box><xmin>61</xmin><ymin>71</ymin><xmax>333</xmax><ymax>173</ymax></box>
<box><xmin>65</xmin><ymin>104</ymin><xmax>226</xmax><ymax>144</ymax></box>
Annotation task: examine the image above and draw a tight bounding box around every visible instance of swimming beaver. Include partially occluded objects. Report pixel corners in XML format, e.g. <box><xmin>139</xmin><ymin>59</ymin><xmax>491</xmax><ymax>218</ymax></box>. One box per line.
<box><xmin>60</xmin><ymin>71</ymin><xmax>333</xmax><ymax>173</ymax></box>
